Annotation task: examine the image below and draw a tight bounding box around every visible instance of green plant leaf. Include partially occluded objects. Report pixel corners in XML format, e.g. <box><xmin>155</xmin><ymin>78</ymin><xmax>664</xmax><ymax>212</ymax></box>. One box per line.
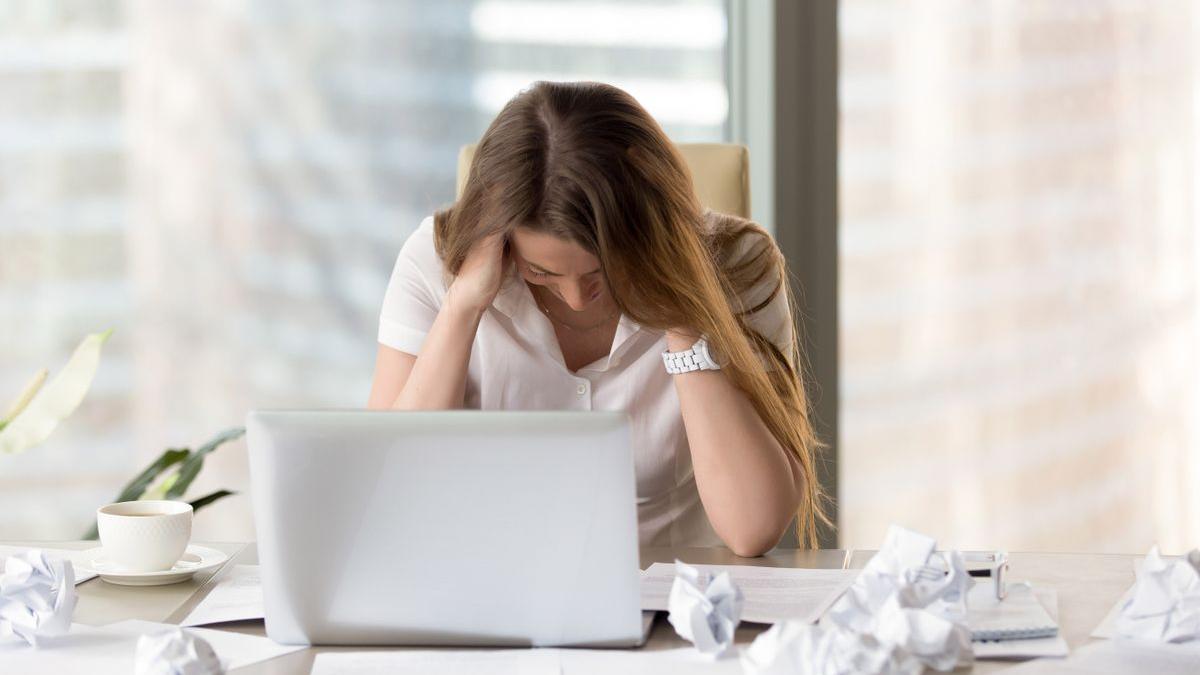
<box><xmin>165</xmin><ymin>427</ymin><xmax>244</xmax><ymax>500</ymax></box>
<box><xmin>188</xmin><ymin>489</ymin><xmax>236</xmax><ymax>511</ymax></box>
<box><xmin>82</xmin><ymin>426</ymin><xmax>243</xmax><ymax>539</ymax></box>
<box><xmin>81</xmin><ymin>482</ymin><xmax>236</xmax><ymax>541</ymax></box>
<box><xmin>82</xmin><ymin>446</ymin><xmax>191</xmax><ymax>539</ymax></box>
<box><xmin>194</xmin><ymin>427</ymin><xmax>246</xmax><ymax>456</ymax></box>
<box><xmin>0</xmin><ymin>331</ymin><xmax>111</xmax><ymax>455</ymax></box>
<box><xmin>118</xmin><ymin>448</ymin><xmax>191</xmax><ymax>503</ymax></box>
<box><xmin>139</xmin><ymin>469</ymin><xmax>180</xmax><ymax>501</ymax></box>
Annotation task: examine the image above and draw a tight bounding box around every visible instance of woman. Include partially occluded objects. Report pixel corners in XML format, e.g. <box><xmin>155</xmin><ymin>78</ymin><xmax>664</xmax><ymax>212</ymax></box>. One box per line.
<box><xmin>368</xmin><ymin>81</ymin><xmax>824</xmax><ymax>556</ymax></box>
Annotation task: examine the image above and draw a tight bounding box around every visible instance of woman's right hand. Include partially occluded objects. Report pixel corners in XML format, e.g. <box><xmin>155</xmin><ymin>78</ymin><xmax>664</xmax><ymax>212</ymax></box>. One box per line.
<box><xmin>447</xmin><ymin>232</ymin><xmax>508</xmax><ymax>315</ymax></box>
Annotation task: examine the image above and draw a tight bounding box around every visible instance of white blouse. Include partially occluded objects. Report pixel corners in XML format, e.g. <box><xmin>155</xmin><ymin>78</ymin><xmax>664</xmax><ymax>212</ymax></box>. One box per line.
<box><xmin>377</xmin><ymin>214</ymin><xmax>793</xmax><ymax>548</ymax></box>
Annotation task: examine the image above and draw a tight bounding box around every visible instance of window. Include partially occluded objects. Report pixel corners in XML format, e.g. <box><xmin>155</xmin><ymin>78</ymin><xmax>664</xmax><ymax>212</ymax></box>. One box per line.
<box><xmin>0</xmin><ymin>0</ymin><xmax>730</xmax><ymax>539</ymax></box>
<box><xmin>840</xmin><ymin>1</ymin><xmax>1200</xmax><ymax>552</ymax></box>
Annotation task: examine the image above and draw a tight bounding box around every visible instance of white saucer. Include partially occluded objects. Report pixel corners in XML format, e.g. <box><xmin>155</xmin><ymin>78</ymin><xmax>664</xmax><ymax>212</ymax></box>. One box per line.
<box><xmin>80</xmin><ymin>545</ymin><xmax>229</xmax><ymax>586</ymax></box>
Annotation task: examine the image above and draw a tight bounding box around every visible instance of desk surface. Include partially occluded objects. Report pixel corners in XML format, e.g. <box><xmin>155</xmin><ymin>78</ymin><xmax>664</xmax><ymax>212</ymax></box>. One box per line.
<box><xmin>4</xmin><ymin>541</ymin><xmax>1136</xmax><ymax>674</ymax></box>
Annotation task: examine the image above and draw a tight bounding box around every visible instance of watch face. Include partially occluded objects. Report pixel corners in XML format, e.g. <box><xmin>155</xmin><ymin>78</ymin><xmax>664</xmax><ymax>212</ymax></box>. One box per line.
<box><xmin>696</xmin><ymin>339</ymin><xmax>719</xmax><ymax>369</ymax></box>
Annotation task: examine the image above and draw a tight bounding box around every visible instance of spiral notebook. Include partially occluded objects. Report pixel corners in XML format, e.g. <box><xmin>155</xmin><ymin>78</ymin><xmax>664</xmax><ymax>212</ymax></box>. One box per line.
<box><xmin>967</xmin><ymin>583</ymin><xmax>1059</xmax><ymax>641</ymax></box>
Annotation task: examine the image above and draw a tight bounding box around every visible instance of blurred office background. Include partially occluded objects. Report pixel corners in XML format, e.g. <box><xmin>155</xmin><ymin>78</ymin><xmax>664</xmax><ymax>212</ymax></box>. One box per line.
<box><xmin>2</xmin><ymin>0</ymin><xmax>1198</xmax><ymax>554</ymax></box>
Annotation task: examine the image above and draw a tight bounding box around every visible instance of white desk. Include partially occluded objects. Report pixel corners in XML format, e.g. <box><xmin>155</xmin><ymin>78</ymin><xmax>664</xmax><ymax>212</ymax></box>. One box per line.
<box><xmin>3</xmin><ymin>541</ymin><xmax>1137</xmax><ymax>673</ymax></box>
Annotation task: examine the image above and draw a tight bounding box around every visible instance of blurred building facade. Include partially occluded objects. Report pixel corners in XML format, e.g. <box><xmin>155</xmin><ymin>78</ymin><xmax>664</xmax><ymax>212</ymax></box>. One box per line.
<box><xmin>840</xmin><ymin>0</ymin><xmax>1200</xmax><ymax>553</ymax></box>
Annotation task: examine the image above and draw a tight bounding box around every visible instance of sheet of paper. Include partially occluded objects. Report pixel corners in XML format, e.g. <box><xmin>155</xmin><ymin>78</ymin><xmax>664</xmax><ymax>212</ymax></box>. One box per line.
<box><xmin>180</xmin><ymin>564</ymin><xmax>263</xmax><ymax>626</ymax></box>
<box><xmin>641</xmin><ymin>563</ymin><xmax>857</xmax><ymax>625</ymax></box>
<box><xmin>973</xmin><ymin>587</ymin><xmax>1069</xmax><ymax>660</ymax></box>
<box><xmin>109</xmin><ymin>619</ymin><xmax>303</xmax><ymax>669</ymax></box>
<box><xmin>312</xmin><ymin>648</ymin><xmax>744</xmax><ymax>675</ymax></box>
<box><xmin>999</xmin><ymin>639</ymin><xmax>1200</xmax><ymax>674</ymax></box>
<box><xmin>969</xmin><ymin>583</ymin><xmax>1057</xmax><ymax>639</ymax></box>
<box><xmin>0</xmin><ymin>619</ymin><xmax>302</xmax><ymax>673</ymax></box>
<box><xmin>0</xmin><ymin>623</ymin><xmax>131</xmax><ymax>673</ymax></box>
<box><xmin>558</xmin><ymin>647</ymin><xmax>744</xmax><ymax>674</ymax></box>
<box><xmin>311</xmin><ymin>650</ymin><xmax>562</xmax><ymax>675</ymax></box>
<box><xmin>0</xmin><ymin>544</ymin><xmax>97</xmax><ymax>584</ymax></box>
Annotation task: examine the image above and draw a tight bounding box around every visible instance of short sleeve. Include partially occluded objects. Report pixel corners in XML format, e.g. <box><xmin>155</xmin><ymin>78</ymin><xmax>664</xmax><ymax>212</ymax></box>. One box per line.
<box><xmin>725</xmin><ymin>229</ymin><xmax>794</xmax><ymax>364</ymax></box>
<box><xmin>744</xmin><ymin>273</ymin><xmax>793</xmax><ymax>359</ymax></box>
<box><xmin>378</xmin><ymin>217</ymin><xmax>445</xmax><ymax>355</ymax></box>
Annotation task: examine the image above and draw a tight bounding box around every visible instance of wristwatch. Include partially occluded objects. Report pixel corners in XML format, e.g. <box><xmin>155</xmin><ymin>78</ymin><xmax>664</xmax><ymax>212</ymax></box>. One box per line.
<box><xmin>662</xmin><ymin>337</ymin><xmax>721</xmax><ymax>375</ymax></box>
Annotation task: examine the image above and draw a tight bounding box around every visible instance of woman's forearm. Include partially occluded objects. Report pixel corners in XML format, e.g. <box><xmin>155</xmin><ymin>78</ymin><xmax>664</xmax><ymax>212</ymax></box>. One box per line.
<box><xmin>667</xmin><ymin>332</ymin><xmax>803</xmax><ymax>557</ymax></box>
<box><xmin>392</xmin><ymin>291</ymin><xmax>483</xmax><ymax>410</ymax></box>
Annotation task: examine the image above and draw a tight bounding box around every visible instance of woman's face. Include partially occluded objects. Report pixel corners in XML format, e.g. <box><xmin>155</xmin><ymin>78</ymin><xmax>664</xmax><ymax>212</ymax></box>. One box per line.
<box><xmin>510</xmin><ymin>226</ymin><xmax>609</xmax><ymax>312</ymax></box>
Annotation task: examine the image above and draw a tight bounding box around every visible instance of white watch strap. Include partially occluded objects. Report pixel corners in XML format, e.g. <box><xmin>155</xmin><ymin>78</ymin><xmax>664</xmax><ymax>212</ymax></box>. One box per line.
<box><xmin>662</xmin><ymin>338</ymin><xmax>719</xmax><ymax>375</ymax></box>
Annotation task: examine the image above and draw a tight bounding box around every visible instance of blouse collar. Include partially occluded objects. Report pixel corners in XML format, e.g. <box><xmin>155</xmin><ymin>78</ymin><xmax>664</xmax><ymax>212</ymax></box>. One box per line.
<box><xmin>489</xmin><ymin>268</ymin><xmax>648</xmax><ymax>372</ymax></box>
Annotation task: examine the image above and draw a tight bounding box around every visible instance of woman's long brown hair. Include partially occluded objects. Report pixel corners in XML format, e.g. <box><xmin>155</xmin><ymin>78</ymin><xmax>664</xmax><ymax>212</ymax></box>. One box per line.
<box><xmin>434</xmin><ymin>81</ymin><xmax>827</xmax><ymax>547</ymax></box>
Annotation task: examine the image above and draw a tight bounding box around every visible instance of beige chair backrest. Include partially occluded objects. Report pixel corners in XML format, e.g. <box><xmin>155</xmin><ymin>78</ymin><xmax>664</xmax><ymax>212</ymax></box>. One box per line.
<box><xmin>455</xmin><ymin>142</ymin><xmax>751</xmax><ymax>219</ymax></box>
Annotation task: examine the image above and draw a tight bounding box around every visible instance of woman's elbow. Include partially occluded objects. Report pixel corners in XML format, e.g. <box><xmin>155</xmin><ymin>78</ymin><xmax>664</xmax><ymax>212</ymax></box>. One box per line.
<box><xmin>722</xmin><ymin>522</ymin><xmax>787</xmax><ymax>558</ymax></box>
<box><xmin>719</xmin><ymin>487</ymin><xmax>802</xmax><ymax>557</ymax></box>
<box><xmin>726</xmin><ymin>536</ymin><xmax>777</xmax><ymax>558</ymax></box>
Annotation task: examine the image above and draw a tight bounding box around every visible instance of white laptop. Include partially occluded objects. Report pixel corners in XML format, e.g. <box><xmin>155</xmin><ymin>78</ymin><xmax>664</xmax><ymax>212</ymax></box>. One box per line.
<box><xmin>245</xmin><ymin>410</ymin><xmax>646</xmax><ymax>647</ymax></box>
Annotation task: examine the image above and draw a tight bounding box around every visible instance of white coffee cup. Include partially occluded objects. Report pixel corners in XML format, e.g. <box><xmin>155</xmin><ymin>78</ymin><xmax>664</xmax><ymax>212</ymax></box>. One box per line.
<box><xmin>97</xmin><ymin>500</ymin><xmax>193</xmax><ymax>572</ymax></box>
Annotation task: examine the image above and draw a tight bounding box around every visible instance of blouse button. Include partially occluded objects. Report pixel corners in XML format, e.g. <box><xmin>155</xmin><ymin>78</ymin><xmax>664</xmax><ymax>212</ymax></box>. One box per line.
<box><xmin>576</xmin><ymin>383</ymin><xmax>587</xmax><ymax>396</ymax></box>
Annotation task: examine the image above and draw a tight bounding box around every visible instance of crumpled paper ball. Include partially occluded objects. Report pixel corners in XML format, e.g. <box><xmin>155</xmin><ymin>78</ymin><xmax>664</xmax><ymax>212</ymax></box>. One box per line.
<box><xmin>1115</xmin><ymin>546</ymin><xmax>1200</xmax><ymax>643</ymax></box>
<box><xmin>135</xmin><ymin>627</ymin><xmax>225</xmax><ymax>675</ymax></box>
<box><xmin>742</xmin><ymin>621</ymin><xmax>923</xmax><ymax>675</ymax></box>
<box><xmin>667</xmin><ymin>560</ymin><xmax>744</xmax><ymax>656</ymax></box>
<box><xmin>831</xmin><ymin>527</ymin><xmax>972</xmax><ymax>628</ymax></box>
<box><xmin>869</xmin><ymin>591</ymin><xmax>971</xmax><ymax>672</ymax></box>
<box><xmin>0</xmin><ymin>549</ymin><xmax>76</xmax><ymax>646</ymax></box>
<box><xmin>744</xmin><ymin>526</ymin><xmax>973</xmax><ymax>675</ymax></box>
